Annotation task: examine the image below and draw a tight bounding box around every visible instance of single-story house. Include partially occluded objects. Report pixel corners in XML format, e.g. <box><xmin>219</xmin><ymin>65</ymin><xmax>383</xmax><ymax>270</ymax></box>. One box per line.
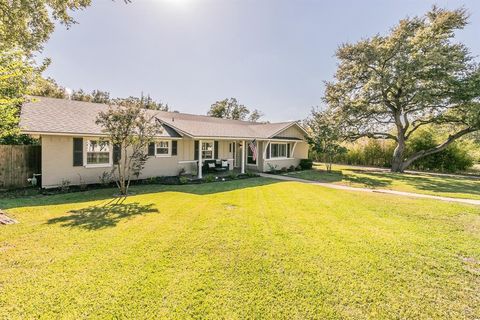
<box><xmin>19</xmin><ymin>97</ymin><xmax>309</xmax><ymax>188</ymax></box>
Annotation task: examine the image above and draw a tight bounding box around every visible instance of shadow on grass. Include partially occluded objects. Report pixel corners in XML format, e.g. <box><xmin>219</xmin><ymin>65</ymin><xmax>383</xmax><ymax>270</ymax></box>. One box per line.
<box><xmin>297</xmin><ymin>166</ymin><xmax>480</xmax><ymax>196</ymax></box>
<box><xmin>290</xmin><ymin>169</ymin><xmax>392</xmax><ymax>188</ymax></box>
<box><xmin>46</xmin><ymin>198</ymin><xmax>159</xmax><ymax>230</ymax></box>
<box><xmin>0</xmin><ymin>178</ymin><xmax>280</xmax><ymax>210</ymax></box>
<box><xmin>367</xmin><ymin>172</ymin><xmax>480</xmax><ymax>196</ymax></box>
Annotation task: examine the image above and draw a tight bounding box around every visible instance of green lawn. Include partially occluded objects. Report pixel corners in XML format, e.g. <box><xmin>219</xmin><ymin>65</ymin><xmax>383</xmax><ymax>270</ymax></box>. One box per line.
<box><xmin>283</xmin><ymin>163</ymin><xmax>480</xmax><ymax>200</ymax></box>
<box><xmin>1</xmin><ymin>178</ymin><xmax>479</xmax><ymax>319</ymax></box>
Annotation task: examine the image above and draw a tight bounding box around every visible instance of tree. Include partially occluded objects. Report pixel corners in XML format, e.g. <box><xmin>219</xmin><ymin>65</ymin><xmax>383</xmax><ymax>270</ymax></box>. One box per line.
<box><xmin>29</xmin><ymin>77</ymin><xmax>67</xmax><ymax>98</ymax></box>
<box><xmin>306</xmin><ymin>109</ymin><xmax>346</xmax><ymax>172</ymax></box>
<box><xmin>324</xmin><ymin>7</ymin><xmax>480</xmax><ymax>172</ymax></box>
<box><xmin>112</xmin><ymin>94</ymin><xmax>169</xmax><ymax>111</ymax></box>
<box><xmin>71</xmin><ymin>89</ymin><xmax>93</xmax><ymax>102</ymax></box>
<box><xmin>0</xmin><ymin>50</ymin><xmax>40</xmax><ymax>144</ymax></box>
<box><xmin>95</xmin><ymin>103</ymin><xmax>162</xmax><ymax>195</ymax></box>
<box><xmin>91</xmin><ymin>90</ymin><xmax>110</xmax><ymax>104</ymax></box>
<box><xmin>207</xmin><ymin>97</ymin><xmax>263</xmax><ymax>121</ymax></box>
<box><xmin>248</xmin><ymin>109</ymin><xmax>264</xmax><ymax>122</ymax></box>
<box><xmin>0</xmin><ymin>0</ymin><xmax>93</xmax><ymax>54</ymax></box>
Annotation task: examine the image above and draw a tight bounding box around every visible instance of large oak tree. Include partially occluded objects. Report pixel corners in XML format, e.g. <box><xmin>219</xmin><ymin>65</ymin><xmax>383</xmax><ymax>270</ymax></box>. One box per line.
<box><xmin>324</xmin><ymin>7</ymin><xmax>480</xmax><ymax>172</ymax></box>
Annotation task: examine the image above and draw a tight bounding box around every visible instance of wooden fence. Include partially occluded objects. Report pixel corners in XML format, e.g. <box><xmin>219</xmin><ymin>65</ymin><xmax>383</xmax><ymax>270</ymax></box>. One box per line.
<box><xmin>0</xmin><ymin>145</ymin><xmax>41</xmax><ymax>190</ymax></box>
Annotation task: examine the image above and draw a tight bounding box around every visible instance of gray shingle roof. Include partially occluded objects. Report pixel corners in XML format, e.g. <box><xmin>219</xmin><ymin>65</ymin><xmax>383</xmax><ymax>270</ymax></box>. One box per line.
<box><xmin>20</xmin><ymin>97</ymin><xmax>304</xmax><ymax>139</ymax></box>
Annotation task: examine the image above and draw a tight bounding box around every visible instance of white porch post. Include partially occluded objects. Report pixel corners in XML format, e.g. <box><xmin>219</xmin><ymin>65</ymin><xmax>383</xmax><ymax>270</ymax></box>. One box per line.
<box><xmin>198</xmin><ymin>140</ymin><xmax>202</xmax><ymax>179</ymax></box>
<box><xmin>241</xmin><ymin>140</ymin><xmax>245</xmax><ymax>174</ymax></box>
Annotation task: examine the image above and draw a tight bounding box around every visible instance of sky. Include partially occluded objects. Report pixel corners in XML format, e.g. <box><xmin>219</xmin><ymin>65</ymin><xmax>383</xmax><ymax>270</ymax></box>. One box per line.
<box><xmin>41</xmin><ymin>0</ymin><xmax>480</xmax><ymax>122</ymax></box>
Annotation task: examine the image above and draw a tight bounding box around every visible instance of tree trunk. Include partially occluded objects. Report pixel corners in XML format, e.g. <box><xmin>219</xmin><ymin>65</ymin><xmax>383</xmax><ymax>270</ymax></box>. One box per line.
<box><xmin>391</xmin><ymin>140</ymin><xmax>406</xmax><ymax>172</ymax></box>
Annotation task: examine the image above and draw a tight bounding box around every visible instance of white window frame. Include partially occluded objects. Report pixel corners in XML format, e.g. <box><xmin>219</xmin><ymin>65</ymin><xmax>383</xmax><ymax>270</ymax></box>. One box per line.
<box><xmin>155</xmin><ymin>140</ymin><xmax>171</xmax><ymax>157</ymax></box>
<box><xmin>270</xmin><ymin>142</ymin><xmax>288</xmax><ymax>159</ymax></box>
<box><xmin>84</xmin><ymin>139</ymin><xmax>113</xmax><ymax>168</ymax></box>
<box><xmin>201</xmin><ymin>140</ymin><xmax>214</xmax><ymax>160</ymax></box>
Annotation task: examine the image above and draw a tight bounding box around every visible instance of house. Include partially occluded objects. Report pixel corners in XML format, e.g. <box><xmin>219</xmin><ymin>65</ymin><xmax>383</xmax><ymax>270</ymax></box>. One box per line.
<box><xmin>19</xmin><ymin>97</ymin><xmax>309</xmax><ymax>188</ymax></box>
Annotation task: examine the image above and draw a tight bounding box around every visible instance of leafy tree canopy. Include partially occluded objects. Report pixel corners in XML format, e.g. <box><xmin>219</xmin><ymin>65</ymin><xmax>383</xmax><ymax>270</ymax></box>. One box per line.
<box><xmin>208</xmin><ymin>98</ymin><xmax>264</xmax><ymax>122</ymax></box>
<box><xmin>96</xmin><ymin>102</ymin><xmax>162</xmax><ymax>196</ymax></box>
<box><xmin>0</xmin><ymin>0</ymin><xmax>92</xmax><ymax>53</ymax></box>
<box><xmin>306</xmin><ymin>108</ymin><xmax>347</xmax><ymax>171</ymax></box>
<box><xmin>0</xmin><ymin>50</ymin><xmax>44</xmax><ymax>144</ymax></box>
<box><xmin>324</xmin><ymin>7</ymin><xmax>480</xmax><ymax>172</ymax></box>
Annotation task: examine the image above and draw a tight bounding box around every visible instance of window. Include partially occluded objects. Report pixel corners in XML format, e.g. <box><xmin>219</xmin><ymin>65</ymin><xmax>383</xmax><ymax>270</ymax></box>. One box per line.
<box><xmin>270</xmin><ymin>143</ymin><xmax>287</xmax><ymax>159</ymax></box>
<box><xmin>155</xmin><ymin>140</ymin><xmax>170</xmax><ymax>156</ymax></box>
<box><xmin>86</xmin><ymin>140</ymin><xmax>111</xmax><ymax>165</ymax></box>
<box><xmin>202</xmin><ymin>141</ymin><xmax>214</xmax><ymax>159</ymax></box>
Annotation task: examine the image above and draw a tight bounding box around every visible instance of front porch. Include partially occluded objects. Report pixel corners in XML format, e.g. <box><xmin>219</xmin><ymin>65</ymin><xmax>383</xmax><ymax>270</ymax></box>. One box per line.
<box><xmin>186</xmin><ymin>139</ymin><xmax>301</xmax><ymax>179</ymax></box>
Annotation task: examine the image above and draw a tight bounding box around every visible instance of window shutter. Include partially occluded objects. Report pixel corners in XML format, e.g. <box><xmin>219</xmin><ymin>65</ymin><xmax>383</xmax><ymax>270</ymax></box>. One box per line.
<box><xmin>194</xmin><ymin>141</ymin><xmax>199</xmax><ymax>160</ymax></box>
<box><xmin>214</xmin><ymin>141</ymin><xmax>219</xmax><ymax>159</ymax></box>
<box><xmin>73</xmin><ymin>138</ymin><xmax>83</xmax><ymax>166</ymax></box>
<box><xmin>148</xmin><ymin>142</ymin><xmax>155</xmax><ymax>156</ymax></box>
<box><xmin>171</xmin><ymin>140</ymin><xmax>178</xmax><ymax>156</ymax></box>
<box><xmin>229</xmin><ymin>143</ymin><xmax>232</xmax><ymax>153</ymax></box>
<box><xmin>266</xmin><ymin>143</ymin><xmax>270</xmax><ymax>159</ymax></box>
<box><xmin>113</xmin><ymin>144</ymin><xmax>121</xmax><ymax>164</ymax></box>
<box><xmin>287</xmin><ymin>143</ymin><xmax>290</xmax><ymax>158</ymax></box>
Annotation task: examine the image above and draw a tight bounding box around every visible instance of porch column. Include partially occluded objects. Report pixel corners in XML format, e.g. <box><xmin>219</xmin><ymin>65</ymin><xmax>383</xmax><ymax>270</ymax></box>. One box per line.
<box><xmin>198</xmin><ymin>140</ymin><xmax>202</xmax><ymax>179</ymax></box>
<box><xmin>241</xmin><ymin>140</ymin><xmax>245</xmax><ymax>174</ymax></box>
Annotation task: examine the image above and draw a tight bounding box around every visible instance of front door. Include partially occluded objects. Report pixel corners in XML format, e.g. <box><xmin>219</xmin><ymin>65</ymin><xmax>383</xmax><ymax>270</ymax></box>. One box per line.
<box><xmin>235</xmin><ymin>142</ymin><xmax>243</xmax><ymax>168</ymax></box>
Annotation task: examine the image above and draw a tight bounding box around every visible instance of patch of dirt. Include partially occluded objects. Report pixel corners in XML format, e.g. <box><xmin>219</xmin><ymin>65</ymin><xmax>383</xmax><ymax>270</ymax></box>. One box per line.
<box><xmin>0</xmin><ymin>211</ymin><xmax>18</xmax><ymax>225</ymax></box>
<box><xmin>460</xmin><ymin>256</ymin><xmax>480</xmax><ymax>275</ymax></box>
<box><xmin>223</xmin><ymin>203</ymin><xmax>238</xmax><ymax>211</ymax></box>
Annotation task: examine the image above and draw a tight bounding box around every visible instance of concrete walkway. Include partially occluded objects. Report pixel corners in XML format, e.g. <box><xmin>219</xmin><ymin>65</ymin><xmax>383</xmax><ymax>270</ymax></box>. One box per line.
<box><xmin>259</xmin><ymin>173</ymin><xmax>480</xmax><ymax>206</ymax></box>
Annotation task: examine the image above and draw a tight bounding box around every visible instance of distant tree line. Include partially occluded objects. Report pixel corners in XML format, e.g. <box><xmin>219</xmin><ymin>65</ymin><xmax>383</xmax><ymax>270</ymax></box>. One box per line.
<box><xmin>30</xmin><ymin>77</ymin><xmax>169</xmax><ymax>111</ymax></box>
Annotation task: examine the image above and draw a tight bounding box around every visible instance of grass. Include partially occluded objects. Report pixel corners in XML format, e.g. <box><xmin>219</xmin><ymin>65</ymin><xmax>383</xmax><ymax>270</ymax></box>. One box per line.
<box><xmin>1</xmin><ymin>178</ymin><xmax>479</xmax><ymax>319</ymax></box>
<box><xmin>283</xmin><ymin>163</ymin><xmax>480</xmax><ymax>200</ymax></box>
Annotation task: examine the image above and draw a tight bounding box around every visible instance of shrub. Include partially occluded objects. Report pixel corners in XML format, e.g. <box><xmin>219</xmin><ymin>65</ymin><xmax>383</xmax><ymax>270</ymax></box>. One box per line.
<box><xmin>299</xmin><ymin>159</ymin><xmax>313</xmax><ymax>170</ymax></box>
<box><xmin>245</xmin><ymin>171</ymin><xmax>258</xmax><ymax>177</ymax></box>
<box><xmin>60</xmin><ymin>179</ymin><xmax>70</xmax><ymax>193</ymax></box>
<box><xmin>288</xmin><ymin>165</ymin><xmax>296</xmax><ymax>172</ymax></box>
<box><xmin>179</xmin><ymin>176</ymin><xmax>189</xmax><ymax>184</ymax></box>
<box><xmin>178</xmin><ymin>168</ymin><xmax>186</xmax><ymax>176</ymax></box>
<box><xmin>228</xmin><ymin>172</ymin><xmax>238</xmax><ymax>180</ymax></box>
<box><xmin>267</xmin><ymin>163</ymin><xmax>279</xmax><ymax>173</ymax></box>
<box><xmin>78</xmin><ymin>174</ymin><xmax>87</xmax><ymax>191</ymax></box>
<box><xmin>280</xmin><ymin>167</ymin><xmax>288</xmax><ymax>173</ymax></box>
<box><xmin>204</xmin><ymin>175</ymin><xmax>215</xmax><ymax>183</ymax></box>
<box><xmin>98</xmin><ymin>171</ymin><xmax>113</xmax><ymax>186</ymax></box>
<box><xmin>407</xmin><ymin>130</ymin><xmax>474</xmax><ymax>172</ymax></box>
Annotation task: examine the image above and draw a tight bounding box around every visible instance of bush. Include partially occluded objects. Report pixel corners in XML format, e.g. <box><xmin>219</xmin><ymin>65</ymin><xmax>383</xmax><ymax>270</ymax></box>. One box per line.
<box><xmin>334</xmin><ymin>139</ymin><xmax>394</xmax><ymax>167</ymax></box>
<box><xmin>267</xmin><ymin>163</ymin><xmax>279</xmax><ymax>173</ymax></box>
<box><xmin>204</xmin><ymin>175</ymin><xmax>215</xmax><ymax>183</ymax></box>
<box><xmin>228</xmin><ymin>172</ymin><xmax>238</xmax><ymax>180</ymax></box>
<box><xmin>407</xmin><ymin>130</ymin><xmax>474</xmax><ymax>172</ymax></box>
<box><xmin>288</xmin><ymin>165</ymin><xmax>296</xmax><ymax>172</ymax></box>
<box><xmin>299</xmin><ymin>159</ymin><xmax>313</xmax><ymax>170</ymax></box>
<box><xmin>179</xmin><ymin>176</ymin><xmax>189</xmax><ymax>184</ymax></box>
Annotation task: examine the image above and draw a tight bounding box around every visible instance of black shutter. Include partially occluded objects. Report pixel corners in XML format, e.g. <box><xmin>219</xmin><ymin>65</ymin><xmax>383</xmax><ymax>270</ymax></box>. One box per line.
<box><xmin>194</xmin><ymin>141</ymin><xmax>199</xmax><ymax>160</ymax></box>
<box><xmin>287</xmin><ymin>143</ymin><xmax>290</xmax><ymax>158</ymax></box>
<box><xmin>266</xmin><ymin>143</ymin><xmax>270</xmax><ymax>159</ymax></box>
<box><xmin>73</xmin><ymin>138</ymin><xmax>83</xmax><ymax>166</ymax></box>
<box><xmin>148</xmin><ymin>142</ymin><xmax>155</xmax><ymax>156</ymax></box>
<box><xmin>113</xmin><ymin>144</ymin><xmax>121</xmax><ymax>164</ymax></box>
<box><xmin>171</xmin><ymin>140</ymin><xmax>178</xmax><ymax>156</ymax></box>
<box><xmin>214</xmin><ymin>141</ymin><xmax>219</xmax><ymax>159</ymax></box>
<box><xmin>229</xmin><ymin>143</ymin><xmax>232</xmax><ymax>153</ymax></box>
